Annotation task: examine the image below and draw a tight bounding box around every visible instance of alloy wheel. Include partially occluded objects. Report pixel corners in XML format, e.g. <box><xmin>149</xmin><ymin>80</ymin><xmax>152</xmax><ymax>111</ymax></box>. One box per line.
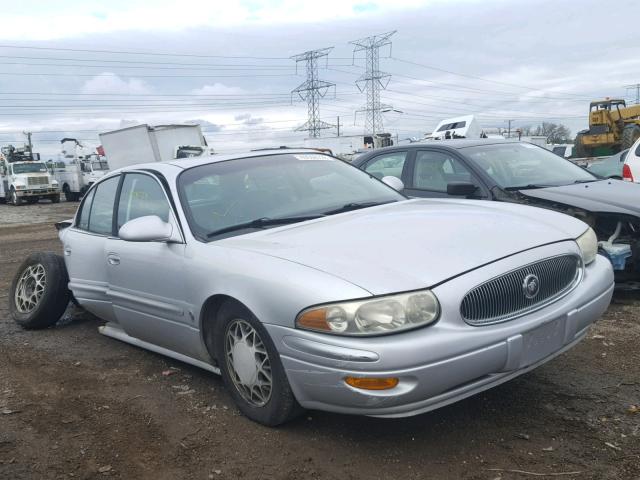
<box><xmin>14</xmin><ymin>264</ymin><xmax>46</xmax><ymax>313</ymax></box>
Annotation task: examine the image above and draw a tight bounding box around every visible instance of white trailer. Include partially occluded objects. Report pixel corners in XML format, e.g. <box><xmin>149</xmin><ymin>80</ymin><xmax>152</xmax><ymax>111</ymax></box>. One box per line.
<box><xmin>302</xmin><ymin>133</ymin><xmax>394</xmax><ymax>159</ymax></box>
<box><xmin>99</xmin><ymin>124</ymin><xmax>211</xmax><ymax>169</ymax></box>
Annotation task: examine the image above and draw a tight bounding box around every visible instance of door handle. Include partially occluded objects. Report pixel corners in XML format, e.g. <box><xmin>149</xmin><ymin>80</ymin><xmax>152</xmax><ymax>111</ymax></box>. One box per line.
<box><xmin>107</xmin><ymin>253</ymin><xmax>120</xmax><ymax>265</ymax></box>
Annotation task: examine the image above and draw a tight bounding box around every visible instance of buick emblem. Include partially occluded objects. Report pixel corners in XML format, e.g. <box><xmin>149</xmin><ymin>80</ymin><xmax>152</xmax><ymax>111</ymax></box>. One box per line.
<box><xmin>522</xmin><ymin>274</ymin><xmax>540</xmax><ymax>299</ymax></box>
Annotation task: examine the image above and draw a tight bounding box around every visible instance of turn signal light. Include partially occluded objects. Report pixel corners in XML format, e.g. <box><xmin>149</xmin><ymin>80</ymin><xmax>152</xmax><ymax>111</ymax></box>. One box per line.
<box><xmin>296</xmin><ymin>308</ymin><xmax>331</xmax><ymax>331</ymax></box>
<box><xmin>345</xmin><ymin>377</ymin><xmax>399</xmax><ymax>390</ymax></box>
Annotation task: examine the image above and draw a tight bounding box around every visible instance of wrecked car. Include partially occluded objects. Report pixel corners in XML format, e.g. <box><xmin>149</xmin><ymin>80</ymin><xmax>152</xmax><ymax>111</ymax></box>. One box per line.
<box><xmin>10</xmin><ymin>149</ymin><xmax>613</xmax><ymax>426</ymax></box>
<box><xmin>354</xmin><ymin>140</ymin><xmax>640</xmax><ymax>285</ymax></box>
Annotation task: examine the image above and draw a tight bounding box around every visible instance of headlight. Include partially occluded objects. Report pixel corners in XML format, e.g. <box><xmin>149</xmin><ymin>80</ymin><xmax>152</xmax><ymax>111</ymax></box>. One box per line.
<box><xmin>51</xmin><ymin>180</ymin><xmax>59</xmax><ymax>185</ymax></box>
<box><xmin>576</xmin><ymin>227</ymin><xmax>597</xmax><ymax>265</ymax></box>
<box><xmin>15</xmin><ymin>184</ymin><xmax>25</xmax><ymax>190</ymax></box>
<box><xmin>296</xmin><ymin>290</ymin><xmax>440</xmax><ymax>336</ymax></box>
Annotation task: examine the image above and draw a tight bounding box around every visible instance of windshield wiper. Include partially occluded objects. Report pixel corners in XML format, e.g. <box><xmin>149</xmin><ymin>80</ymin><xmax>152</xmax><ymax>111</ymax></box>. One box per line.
<box><xmin>573</xmin><ymin>179</ymin><xmax>598</xmax><ymax>184</ymax></box>
<box><xmin>324</xmin><ymin>200</ymin><xmax>397</xmax><ymax>215</ymax></box>
<box><xmin>504</xmin><ymin>184</ymin><xmax>557</xmax><ymax>191</ymax></box>
<box><xmin>206</xmin><ymin>215</ymin><xmax>325</xmax><ymax>238</ymax></box>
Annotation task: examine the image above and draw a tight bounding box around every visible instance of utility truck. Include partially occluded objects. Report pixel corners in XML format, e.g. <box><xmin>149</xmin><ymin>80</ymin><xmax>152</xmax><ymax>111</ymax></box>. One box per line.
<box><xmin>0</xmin><ymin>144</ymin><xmax>60</xmax><ymax>205</ymax></box>
<box><xmin>49</xmin><ymin>138</ymin><xmax>109</xmax><ymax>201</ymax></box>
<box><xmin>99</xmin><ymin>124</ymin><xmax>213</xmax><ymax>170</ymax></box>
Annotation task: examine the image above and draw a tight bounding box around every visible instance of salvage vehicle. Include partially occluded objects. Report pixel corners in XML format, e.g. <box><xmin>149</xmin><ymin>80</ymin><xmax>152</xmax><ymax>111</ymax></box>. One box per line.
<box><xmin>353</xmin><ymin>140</ymin><xmax>640</xmax><ymax>285</ymax></box>
<box><xmin>622</xmin><ymin>136</ymin><xmax>640</xmax><ymax>183</ymax></box>
<box><xmin>583</xmin><ymin>149</ymin><xmax>630</xmax><ymax>180</ymax></box>
<box><xmin>10</xmin><ymin>149</ymin><xmax>614</xmax><ymax>426</ymax></box>
<box><xmin>0</xmin><ymin>145</ymin><xmax>60</xmax><ymax>205</ymax></box>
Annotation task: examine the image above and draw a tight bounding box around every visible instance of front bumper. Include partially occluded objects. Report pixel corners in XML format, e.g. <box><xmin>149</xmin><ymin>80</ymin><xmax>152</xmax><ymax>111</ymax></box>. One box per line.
<box><xmin>16</xmin><ymin>188</ymin><xmax>59</xmax><ymax>197</ymax></box>
<box><xmin>266</xmin><ymin>243</ymin><xmax>614</xmax><ymax>417</ymax></box>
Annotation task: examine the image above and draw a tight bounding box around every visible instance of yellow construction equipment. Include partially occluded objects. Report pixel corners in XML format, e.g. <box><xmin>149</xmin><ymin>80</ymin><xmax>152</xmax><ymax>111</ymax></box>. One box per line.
<box><xmin>574</xmin><ymin>98</ymin><xmax>640</xmax><ymax>157</ymax></box>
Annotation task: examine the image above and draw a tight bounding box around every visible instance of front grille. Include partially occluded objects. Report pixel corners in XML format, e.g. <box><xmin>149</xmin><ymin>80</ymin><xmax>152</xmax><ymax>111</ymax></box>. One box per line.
<box><xmin>27</xmin><ymin>176</ymin><xmax>49</xmax><ymax>186</ymax></box>
<box><xmin>461</xmin><ymin>255</ymin><xmax>582</xmax><ymax>326</ymax></box>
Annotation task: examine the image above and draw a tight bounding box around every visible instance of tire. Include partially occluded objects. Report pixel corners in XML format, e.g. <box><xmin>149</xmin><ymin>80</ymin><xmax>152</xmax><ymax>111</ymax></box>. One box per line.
<box><xmin>10</xmin><ymin>189</ymin><xmax>22</xmax><ymax>206</ymax></box>
<box><xmin>51</xmin><ymin>194</ymin><xmax>60</xmax><ymax>204</ymax></box>
<box><xmin>63</xmin><ymin>185</ymin><xmax>73</xmax><ymax>202</ymax></box>
<box><xmin>9</xmin><ymin>252</ymin><xmax>71</xmax><ymax>330</ymax></box>
<box><xmin>621</xmin><ymin>124</ymin><xmax>640</xmax><ymax>150</ymax></box>
<box><xmin>213</xmin><ymin>300</ymin><xmax>302</xmax><ymax>426</ymax></box>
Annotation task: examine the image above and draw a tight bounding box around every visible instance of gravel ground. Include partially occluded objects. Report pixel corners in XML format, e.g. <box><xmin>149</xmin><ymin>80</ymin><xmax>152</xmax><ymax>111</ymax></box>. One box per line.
<box><xmin>0</xmin><ymin>201</ymin><xmax>639</xmax><ymax>480</ymax></box>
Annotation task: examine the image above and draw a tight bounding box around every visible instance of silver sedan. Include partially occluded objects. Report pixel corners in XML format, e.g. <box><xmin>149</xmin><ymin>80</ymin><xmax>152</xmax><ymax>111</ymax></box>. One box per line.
<box><xmin>10</xmin><ymin>150</ymin><xmax>614</xmax><ymax>426</ymax></box>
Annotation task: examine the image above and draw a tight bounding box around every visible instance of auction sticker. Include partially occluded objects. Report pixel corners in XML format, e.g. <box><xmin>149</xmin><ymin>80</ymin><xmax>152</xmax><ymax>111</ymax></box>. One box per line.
<box><xmin>293</xmin><ymin>154</ymin><xmax>333</xmax><ymax>161</ymax></box>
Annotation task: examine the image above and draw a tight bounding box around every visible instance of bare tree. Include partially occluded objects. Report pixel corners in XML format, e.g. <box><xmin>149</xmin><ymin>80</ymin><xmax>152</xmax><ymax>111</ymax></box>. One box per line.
<box><xmin>534</xmin><ymin>122</ymin><xmax>572</xmax><ymax>143</ymax></box>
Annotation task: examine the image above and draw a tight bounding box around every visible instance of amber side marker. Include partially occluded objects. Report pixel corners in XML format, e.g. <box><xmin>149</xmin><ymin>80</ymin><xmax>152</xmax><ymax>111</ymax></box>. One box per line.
<box><xmin>345</xmin><ymin>377</ymin><xmax>399</xmax><ymax>391</ymax></box>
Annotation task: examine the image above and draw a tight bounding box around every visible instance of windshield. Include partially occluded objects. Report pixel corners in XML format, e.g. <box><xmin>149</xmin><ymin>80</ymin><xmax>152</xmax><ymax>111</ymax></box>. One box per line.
<box><xmin>91</xmin><ymin>160</ymin><xmax>109</xmax><ymax>171</ymax></box>
<box><xmin>12</xmin><ymin>162</ymin><xmax>48</xmax><ymax>174</ymax></box>
<box><xmin>178</xmin><ymin>153</ymin><xmax>404</xmax><ymax>240</ymax></box>
<box><xmin>462</xmin><ymin>143</ymin><xmax>597</xmax><ymax>189</ymax></box>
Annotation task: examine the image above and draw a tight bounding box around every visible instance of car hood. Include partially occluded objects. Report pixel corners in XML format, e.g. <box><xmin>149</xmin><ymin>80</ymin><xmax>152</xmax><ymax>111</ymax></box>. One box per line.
<box><xmin>516</xmin><ymin>180</ymin><xmax>640</xmax><ymax>216</ymax></box>
<box><xmin>218</xmin><ymin>199</ymin><xmax>588</xmax><ymax>295</ymax></box>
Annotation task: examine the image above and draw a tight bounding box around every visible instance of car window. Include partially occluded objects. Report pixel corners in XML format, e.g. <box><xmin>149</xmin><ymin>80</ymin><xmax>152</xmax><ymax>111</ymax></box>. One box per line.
<box><xmin>364</xmin><ymin>152</ymin><xmax>407</xmax><ymax>180</ymax></box>
<box><xmin>76</xmin><ymin>187</ymin><xmax>96</xmax><ymax>230</ymax></box>
<box><xmin>117</xmin><ymin>173</ymin><xmax>170</xmax><ymax>230</ymax></box>
<box><xmin>87</xmin><ymin>176</ymin><xmax>120</xmax><ymax>235</ymax></box>
<box><xmin>413</xmin><ymin>151</ymin><xmax>473</xmax><ymax>192</ymax></box>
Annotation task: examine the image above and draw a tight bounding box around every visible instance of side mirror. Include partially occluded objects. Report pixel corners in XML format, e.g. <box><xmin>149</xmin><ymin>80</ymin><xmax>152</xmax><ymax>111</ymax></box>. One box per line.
<box><xmin>382</xmin><ymin>176</ymin><xmax>404</xmax><ymax>191</ymax></box>
<box><xmin>447</xmin><ymin>181</ymin><xmax>477</xmax><ymax>197</ymax></box>
<box><xmin>119</xmin><ymin>215</ymin><xmax>180</xmax><ymax>243</ymax></box>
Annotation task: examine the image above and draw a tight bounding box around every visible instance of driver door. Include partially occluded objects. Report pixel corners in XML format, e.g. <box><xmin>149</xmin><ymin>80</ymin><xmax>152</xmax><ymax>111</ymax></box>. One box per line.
<box><xmin>104</xmin><ymin>172</ymin><xmax>195</xmax><ymax>357</ymax></box>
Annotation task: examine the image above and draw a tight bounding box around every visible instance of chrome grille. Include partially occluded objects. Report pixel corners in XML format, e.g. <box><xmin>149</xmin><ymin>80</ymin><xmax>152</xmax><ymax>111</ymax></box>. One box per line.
<box><xmin>461</xmin><ymin>255</ymin><xmax>582</xmax><ymax>326</ymax></box>
<box><xmin>27</xmin><ymin>176</ymin><xmax>48</xmax><ymax>186</ymax></box>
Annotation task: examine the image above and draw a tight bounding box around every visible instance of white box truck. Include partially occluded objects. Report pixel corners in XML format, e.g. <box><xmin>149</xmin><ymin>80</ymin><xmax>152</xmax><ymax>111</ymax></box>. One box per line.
<box><xmin>0</xmin><ymin>145</ymin><xmax>60</xmax><ymax>206</ymax></box>
<box><xmin>99</xmin><ymin>124</ymin><xmax>212</xmax><ymax>170</ymax></box>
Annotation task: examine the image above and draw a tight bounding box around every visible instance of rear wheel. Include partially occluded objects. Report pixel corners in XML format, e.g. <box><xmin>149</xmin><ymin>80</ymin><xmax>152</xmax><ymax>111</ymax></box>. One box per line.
<box><xmin>621</xmin><ymin>124</ymin><xmax>640</xmax><ymax>150</ymax></box>
<box><xmin>214</xmin><ymin>300</ymin><xmax>302</xmax><ymax>426</ymax></box>
<box><xmin>10</xmin><ymin>252</ymin><xmax>71</xmax><ymax>329</ymax></box>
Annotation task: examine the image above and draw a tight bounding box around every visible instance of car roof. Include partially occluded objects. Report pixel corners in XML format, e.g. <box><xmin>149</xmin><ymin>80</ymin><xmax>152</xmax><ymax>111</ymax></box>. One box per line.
<box><xmin>107</xmin><ymin>148</ymin><xmax>328</xmax><ymax>176</ymax></box>
<box><xmin>352</xmin><ymin>139</ymin><xmax>522</xmax><ymax>163</ymax></box>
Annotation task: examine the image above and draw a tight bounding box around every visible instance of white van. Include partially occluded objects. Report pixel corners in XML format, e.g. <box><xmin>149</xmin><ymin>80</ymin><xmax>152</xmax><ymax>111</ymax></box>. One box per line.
<box><xmin>624</xmin><ymin>137</ymin><xmax>640</xmax><ymax>182</ymax></box>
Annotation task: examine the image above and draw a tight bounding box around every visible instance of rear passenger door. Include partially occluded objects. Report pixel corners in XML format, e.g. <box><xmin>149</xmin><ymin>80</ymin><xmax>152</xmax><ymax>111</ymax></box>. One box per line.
<box><xmin>62</xmin><ymin>175</ymin><xmax>121</xmax><ymax>322</ymax></box>
<box><xmin>404</xmin><ymin>149</ymin><xmax>486</xmax><ymax>199</ymax></box>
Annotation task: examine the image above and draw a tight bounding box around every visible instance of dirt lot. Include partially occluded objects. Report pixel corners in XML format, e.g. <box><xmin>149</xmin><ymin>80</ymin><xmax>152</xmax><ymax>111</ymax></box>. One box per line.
<box><xmin>0</xmin><ymin>201</ymin><xmax>639</xmax><ymax>480</ymax></box>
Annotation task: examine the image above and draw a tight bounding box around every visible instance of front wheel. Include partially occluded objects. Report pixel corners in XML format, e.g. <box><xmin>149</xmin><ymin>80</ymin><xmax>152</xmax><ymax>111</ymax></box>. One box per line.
<box><xmin>9</xmin><ymin>252</ymin><xmax>71</xmax><ymax>329</ymax></box>
<box><xmin>10</xmin><ymin>189</ymin><xmax>22</xmax><ymax>206</ymax></box>
<box><xmin>214</xmin><ymin>300</ymin><xmax>302</xmax><ymax>426</ymax></box>
<box><xmin>50</xmin><ymin>194</ymin><xmax>60</xmax><ymax>204</ymax></box>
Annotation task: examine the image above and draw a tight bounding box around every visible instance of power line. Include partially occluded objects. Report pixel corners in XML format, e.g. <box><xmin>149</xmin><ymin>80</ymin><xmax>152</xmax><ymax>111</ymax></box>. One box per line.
<box><xmin>0</xmin><ymin>44</ymin><xmax>289</xmax><ymax>60</ymax></box>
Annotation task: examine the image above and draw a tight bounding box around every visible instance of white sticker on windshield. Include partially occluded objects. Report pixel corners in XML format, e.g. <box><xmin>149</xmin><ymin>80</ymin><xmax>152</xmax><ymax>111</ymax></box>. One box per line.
<box><xmin>293</xmin><ymin>154</ymin><xmax>333</xmax><ymax>161</ymax></box>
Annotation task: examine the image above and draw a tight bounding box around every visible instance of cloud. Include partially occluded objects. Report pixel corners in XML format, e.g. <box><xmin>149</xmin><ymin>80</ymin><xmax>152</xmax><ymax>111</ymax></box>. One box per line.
<box><xmin>191</xmin><ymin>83</ymin><xmax>246</xmax><ymax>96</ymax></box>
<box><xmin>234</xmin><ymin>113</ymin><xmax>264</xmax><ymax>125</ymax></box>
<box><xmin>81</xmin><ymin>73</ymin><xmax>153</xmax><ymax>95</ymax></box>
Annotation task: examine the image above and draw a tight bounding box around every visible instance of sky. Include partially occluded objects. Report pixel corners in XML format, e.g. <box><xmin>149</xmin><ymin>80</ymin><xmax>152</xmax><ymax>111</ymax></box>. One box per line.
<box><xmin>0</xmin><ymin>0</ymin><xmax>638</xmax><ymax>157</ymax></box>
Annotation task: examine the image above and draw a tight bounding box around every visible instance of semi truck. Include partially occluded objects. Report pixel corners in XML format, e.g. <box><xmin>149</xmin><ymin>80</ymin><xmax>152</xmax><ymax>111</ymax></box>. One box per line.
<box><xmin>98</xmin><ymin>124</ymin><xmax>213</xmax><ymax>169</ymax></box>
<box><xmin>49</xmin><ymin>138</ymin><xmax>109</xmax><ymax>201</ymax></box>
<box><xmin>0</xmin><ymin>144</ymin><xmax>60</xmax><ymax>205</ymax></box>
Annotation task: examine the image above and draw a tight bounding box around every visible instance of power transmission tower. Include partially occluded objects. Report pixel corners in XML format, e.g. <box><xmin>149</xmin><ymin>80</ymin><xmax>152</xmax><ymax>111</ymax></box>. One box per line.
<box><xmin>350</xmin><ymin>31</ymin><xmax>396</xmax><ymax>136</ymax></box>
<box><xmin>291</xmin><ymin>47</ymin><xmax>335</xmax><ymax>138</ymax></box>
<box><xmin>624</xmin><ymin>84</ymin><xmax>640</xmax><ymax>104</ymax></box>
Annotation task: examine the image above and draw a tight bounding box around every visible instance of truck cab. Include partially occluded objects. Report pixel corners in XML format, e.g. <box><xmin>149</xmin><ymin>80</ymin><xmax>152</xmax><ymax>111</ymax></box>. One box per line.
<box><xmin>0</xmin><ymin>159</ymin><xmax>60</xmax><ymax>206</ymax></box>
